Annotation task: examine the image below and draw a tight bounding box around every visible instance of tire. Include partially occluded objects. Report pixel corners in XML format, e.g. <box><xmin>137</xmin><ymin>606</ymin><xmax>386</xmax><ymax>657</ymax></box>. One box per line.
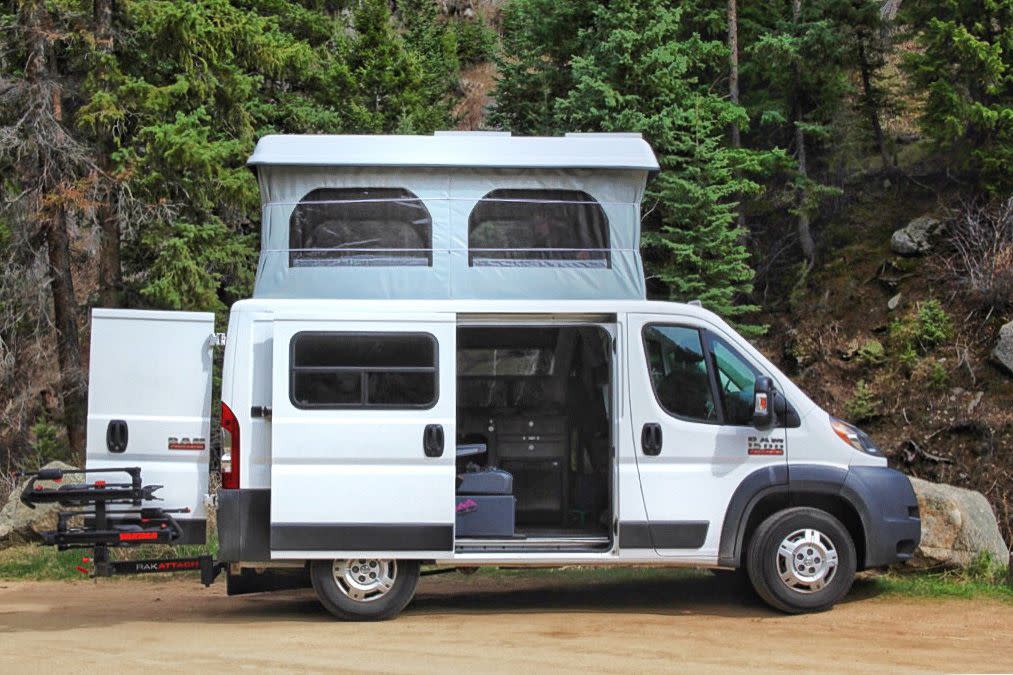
<box><xmin>746</xmin><ymin>507</ymin><xmax>857</xmax><ymax>614</ymax></box>
<box><xmin>310</xmin><ymin>558</ymin><xmax>420</xmax><ymax>621</ymax></box>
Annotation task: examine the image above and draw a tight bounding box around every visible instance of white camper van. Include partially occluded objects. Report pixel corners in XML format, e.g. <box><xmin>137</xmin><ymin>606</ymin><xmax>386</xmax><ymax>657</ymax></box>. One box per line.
<box><xmin>76</xmin><ymin>133</ymin><xmax>919</xmax><ymax>620</ymax></box>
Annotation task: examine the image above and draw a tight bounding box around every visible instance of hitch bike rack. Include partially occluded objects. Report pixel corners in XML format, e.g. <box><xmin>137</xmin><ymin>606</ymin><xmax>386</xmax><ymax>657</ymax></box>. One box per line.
<box><xmin>18</xmin><ymin>466</ymin><xmax>223</xmax><ymax>586</ymax></box>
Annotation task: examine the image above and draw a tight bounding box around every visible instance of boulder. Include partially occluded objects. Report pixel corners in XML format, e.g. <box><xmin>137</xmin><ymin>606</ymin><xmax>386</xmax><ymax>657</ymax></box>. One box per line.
<box><xmin>992</xmin><ymin>321</ymin><xmax>1013</xmax><ymax>376</ymax></box>
<box><xmin>906</xmin><ymin>477</ymin><xmax>1009</xmax><ymax>569</ymax></box>
<box><xmin>890</xmin><ymin>215</ymin><xmax>943</xmax><ymax>256</ymax></box>
<box><xmin>439</xmin><ymin>0</ymin><xmax>475</xmax><ymax>18</ymax></box>
<box><xmin>0</xmin><ymin>461</ymin><xmax>82</xmax><ymax>547</ymax></box>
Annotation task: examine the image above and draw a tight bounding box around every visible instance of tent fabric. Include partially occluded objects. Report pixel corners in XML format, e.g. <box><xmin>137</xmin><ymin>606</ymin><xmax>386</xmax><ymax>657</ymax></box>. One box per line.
<box><xmin>252</xmin><ymin>164</ymin><xmax>651</xmax><ymax>300</ymax></box>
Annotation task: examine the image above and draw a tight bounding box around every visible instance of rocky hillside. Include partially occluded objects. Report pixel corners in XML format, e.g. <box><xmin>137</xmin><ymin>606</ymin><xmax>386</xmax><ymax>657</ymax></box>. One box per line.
<box><xmin>757</xmin><ymin>171</ymin><xmax>1013</xmax><ymax>545</ymax></box>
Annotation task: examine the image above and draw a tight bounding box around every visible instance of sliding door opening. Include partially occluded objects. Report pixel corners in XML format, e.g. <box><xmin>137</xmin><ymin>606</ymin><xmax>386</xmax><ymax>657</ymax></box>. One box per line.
<box><xmin>454</xmin><ymin>323</ymin><xmax>615</xmax><ymax>551</ymax></box>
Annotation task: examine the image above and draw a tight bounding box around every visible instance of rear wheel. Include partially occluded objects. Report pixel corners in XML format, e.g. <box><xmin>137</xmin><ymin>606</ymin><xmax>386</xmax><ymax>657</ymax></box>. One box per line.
<box><xmin>746</xmin><ymin>507</ymin><xmax>856</xmax><ymax>614</ymax></box>
<box><xmin>310</xmin><ymin>558</ymin><xmax>420</xmax><ymax>621</ymax></box>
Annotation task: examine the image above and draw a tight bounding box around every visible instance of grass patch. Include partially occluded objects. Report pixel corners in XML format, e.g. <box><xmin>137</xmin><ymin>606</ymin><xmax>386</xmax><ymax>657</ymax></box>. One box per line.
<box><xmin>861</xmin><ymin>556</ymin><xmax>1012</xmax><ymax>603</ymax></box>
<box><xmin>0</xmin><ymin>538</ymin><xmax>217</xmax><ymax>582</ymax></box>
<box><xmin>0</xmin><ymin>546</ymin><xmax>87</xmax><ymax>581</ymax></box>
<box><xmin>863</xmin><ymin>572</ymin><xmax>1013</xmax><ymax>602</ymax></box>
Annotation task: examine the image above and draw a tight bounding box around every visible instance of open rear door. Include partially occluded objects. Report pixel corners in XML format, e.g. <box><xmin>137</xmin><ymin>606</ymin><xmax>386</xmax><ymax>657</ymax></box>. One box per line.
<box><xmin>269</xmin><ymin>312</ymin><xmax>456</xmax><ymax>559</ymax></box>
<box><xmin>86</xmin><ymin>309</ymin><xmax>215</xmax><ymax>542</ymax></box>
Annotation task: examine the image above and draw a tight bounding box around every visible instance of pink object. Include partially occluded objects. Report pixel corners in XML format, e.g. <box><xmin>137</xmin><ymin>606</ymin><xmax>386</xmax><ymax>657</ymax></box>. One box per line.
<box><xmin>456</xmin><ymin>498</ymin><xmax>478</xmax><ymax>514</ymax></box>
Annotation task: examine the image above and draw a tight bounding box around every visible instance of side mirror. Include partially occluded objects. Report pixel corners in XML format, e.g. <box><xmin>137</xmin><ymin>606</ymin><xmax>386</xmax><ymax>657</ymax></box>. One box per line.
<box><xmin>752</xmin><ymin>376</ymin><xmax>775</xmax><ymax>430</ymax></box>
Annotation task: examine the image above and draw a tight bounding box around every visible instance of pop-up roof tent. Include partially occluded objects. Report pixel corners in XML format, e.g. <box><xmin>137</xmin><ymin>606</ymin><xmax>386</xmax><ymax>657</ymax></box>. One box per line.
<box><xmin>247</xmin><ymin>131</ymin><xmax>660</xmax><ymax>300</ymax></box>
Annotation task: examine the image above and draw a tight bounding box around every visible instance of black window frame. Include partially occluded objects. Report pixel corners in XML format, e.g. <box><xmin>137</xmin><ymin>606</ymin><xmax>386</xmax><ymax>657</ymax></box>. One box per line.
<box><xmin>287</xmin><ymin>187</ymin><xmax>434</xmax><ymax>268</ymax></box>
<box><xmin>467</xmin><ymin>188</ymin><xmax>612</xmax><ymax>268</ymax></box>
<box><xmin>641</xmin><ymin>323</ymin><xmax>725</xmax><ymax>426</ymax></box>
<box><xmin>289</xmin><ymin>331</ymin><xmax>439</xmax><ymax>410</ymax></box>
<box><xmin>703</xmin><ymin>331</ymin><xmax>763</xmax><ymax>427</ymax></box>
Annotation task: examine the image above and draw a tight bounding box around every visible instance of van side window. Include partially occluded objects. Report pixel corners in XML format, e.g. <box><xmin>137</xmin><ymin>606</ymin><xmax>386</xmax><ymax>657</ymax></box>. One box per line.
<box><xmin>707</xmin><ymin>333</ymin><xmax>760</xmax><ymax>426</ymax></box>
<box><xmin>290</xmin><ymin>332</ymin><xmax>437</xmax><ymax>409</ymax></box>
<box><xmin>288</xmin><ymin>188</ymin><xmax>433</xmax><ymax>268</ymax></box>
<box><xmin>642</xmin><ymin>325</ymin><xmax>717</xmax><ymax>423</ymax></box>
<box><xmin>468</xmin><ymin>189</ymin><xmax>610</xmax><ymax>268</ymax></box>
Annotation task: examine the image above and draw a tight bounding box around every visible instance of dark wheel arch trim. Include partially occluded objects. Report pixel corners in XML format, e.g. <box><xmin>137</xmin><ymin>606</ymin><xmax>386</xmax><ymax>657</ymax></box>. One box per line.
<box><xmin>718</xmin><ymin>464</ymin><xmax>788</xmax><ymax>567</ymax></box>
<box><xmin>718</xmin><ymin>463</ymin><xmax>920</xmax><ymax>569</ymax></box>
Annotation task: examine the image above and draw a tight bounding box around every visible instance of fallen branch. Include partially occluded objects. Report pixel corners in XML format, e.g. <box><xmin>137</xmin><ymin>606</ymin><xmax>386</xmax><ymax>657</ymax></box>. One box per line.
<box><xmin>901</xmin><ymin>439</ymin><xmax>954</xmax><ymax>465</ymax></box>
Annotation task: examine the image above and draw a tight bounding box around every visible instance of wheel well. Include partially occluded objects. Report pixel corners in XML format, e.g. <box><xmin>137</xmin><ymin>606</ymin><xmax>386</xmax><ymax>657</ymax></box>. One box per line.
<box><xmin>739</xmin><ymin>492</ymin><xmax>867</xmax><ymax>570</ymax></box>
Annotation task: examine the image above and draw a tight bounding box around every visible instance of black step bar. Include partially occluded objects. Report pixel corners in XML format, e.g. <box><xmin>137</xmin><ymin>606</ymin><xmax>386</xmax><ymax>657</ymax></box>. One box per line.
<box><xmin>18</xmin><ymin>466</ymin><xmax>224</xmax><ymax>586</ymax></box>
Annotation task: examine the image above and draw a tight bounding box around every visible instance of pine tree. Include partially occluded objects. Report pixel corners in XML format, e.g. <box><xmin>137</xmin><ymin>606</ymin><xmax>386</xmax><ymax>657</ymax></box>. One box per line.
<box><xmin>398</xmin><ymin>0</ymin><xmax>459</xmax><ymax>125</ymax></box>
<box><xmin>76</xmin><ymin>0</ymin><xmax>357</xmax><ymax>311</ymax></box>
<box><xmin>559</xmin><ymin>0</ymin><xmax>761</xmax><ymax>331</ymax></box>
<box><xmin>488</xmin><ymin>0</ymin><xmax>598</xmax><ymax>134</ymax></box>
<box><xmin>903</xmin><ymin>0</ymin><xmax>1013</xmax><ymax>195</ymax></box>
<box><xmin>0</xmin><ymin>0</ymin><xmax>104</xmax><ymax>455</ymax></box>
<box><xmin>348</xmin><ymin>0</ymin><xmax>445</xmax><ymax>133</ymax></box>
<box><xmin>743</xmin><ymin>0</ymin><xmax>854</xmax><ymax>267</ymax></box>
<box><xmin>494</xmin><ymin>0</ymin><xmax>763</xmax><ymax>331</ymax></box>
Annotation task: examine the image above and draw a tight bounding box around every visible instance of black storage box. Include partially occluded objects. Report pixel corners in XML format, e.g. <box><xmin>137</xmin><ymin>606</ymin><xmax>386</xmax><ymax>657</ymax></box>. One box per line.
<box><xmin>456</xmin><ymin>495</ymin><xmax>516</xmax><ymax>537</ymax></box>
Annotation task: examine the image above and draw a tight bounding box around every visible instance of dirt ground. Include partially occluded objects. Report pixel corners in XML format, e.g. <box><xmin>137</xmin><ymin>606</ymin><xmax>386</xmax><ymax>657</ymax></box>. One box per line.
<box><xmin>1</xmin><ymin>572</ymin><xmax>1011</xmax><ymax>673</ymax></box>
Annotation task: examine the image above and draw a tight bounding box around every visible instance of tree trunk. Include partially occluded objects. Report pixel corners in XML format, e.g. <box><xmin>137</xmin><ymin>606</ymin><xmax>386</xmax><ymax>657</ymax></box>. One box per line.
<box><xmin>24</xmin><ymin>0</ymin><xmax>87</xmax><ymax>456</ymax></box>
<box><xmin>880</xmin><ymin>0</ymin><xmax>902</xmax><ymax>23</ymax></box>
<box><xmin>97</xmin><ymin>199</ymin><xmax>121</xmax><ymax>307</ymax></box>
<box><xmin>792</xmin><ymin>0</ymin><xmax>816</xmax><ymax>266</ymax></box>
<box><xmin>727</xmin><ymin>0</ymin><xmax>740</xmax><ymax>150</ymax></box>
<box><xmin>727</xmin><ymin>0</ymin><xmax>746</xmax><ymax>229</ymax></box>
<box><xmin>47</xmin><ymin>210</ymin><xmax>87</xmax><ymax>457</ymax></box>
<box><xmin>858</xmin><ymin>39</ymin><xmax>891</xmax><ymax>170</ymax></box>
<box><xmin>794</xmin><ymin>121</ymin><xmax>816</xmax><ymax>264</ymax></box>
<box><xmin>94</xmin><ymin>0</ymin><xmax>112</xmax><ymax>39</ymax></box>
<box><xmin>94</xmin><ymin>0</ymin><xmax>121</xmax><ymax>307</ymax></box>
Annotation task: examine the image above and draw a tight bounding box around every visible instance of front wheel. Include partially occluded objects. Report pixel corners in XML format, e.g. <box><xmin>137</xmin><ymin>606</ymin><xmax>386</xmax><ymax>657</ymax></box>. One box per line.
<box><xmin>310</xmin><ymin>558</ymin><xmax>420</xmax><ymax>621</ymax></box>
<box><xmin>746</xmin><ymin>507</ymin><xmax>857</xmax><ymax>614</ymax></box>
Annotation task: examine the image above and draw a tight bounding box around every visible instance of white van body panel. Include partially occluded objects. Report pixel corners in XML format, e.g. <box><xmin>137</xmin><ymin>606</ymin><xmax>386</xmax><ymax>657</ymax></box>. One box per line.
<box><xmin>86</xmin><ymin>308</ymin><xmax>214</xmax><ymax>521</ymax></box>
<box><xmin>613</xmin><ymin>316</ymin><xmax>652</xmax><ymax>558</ymax></box>
<box><xmin>269</xmin><ymin>312</ymin><xmax>457</xmax><ymax>559</ymax></box>
<box><xmin>625</xmin><ymin>312</ymin><xmax>788</xmax><ymax>558</ymax></box>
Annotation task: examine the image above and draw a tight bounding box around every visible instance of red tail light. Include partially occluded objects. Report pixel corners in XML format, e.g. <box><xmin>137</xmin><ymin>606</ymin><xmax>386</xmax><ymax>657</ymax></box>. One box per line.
<box><xmin>220</xmin><ymin>402</ymin><xmax>240</xmax><ymax>489</ymax></box>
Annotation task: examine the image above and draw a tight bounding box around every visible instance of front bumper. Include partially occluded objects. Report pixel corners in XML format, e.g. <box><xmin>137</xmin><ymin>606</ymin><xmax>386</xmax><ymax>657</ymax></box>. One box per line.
<box><xmin>842</xmin><ymin>466</ymin><xmax>921</xmax><ymax>568</ymax></box>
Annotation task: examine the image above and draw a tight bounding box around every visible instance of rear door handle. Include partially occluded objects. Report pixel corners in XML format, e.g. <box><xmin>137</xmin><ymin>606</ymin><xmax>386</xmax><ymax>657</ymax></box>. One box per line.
<box><xmin>106</xmin><ymin>420</ymin><xmax>128</xmax><ymax>453</ymax></box>
<box><xmin>641</xmin><ymin>423</ymin><xmax>662</xmax><ymax>456</ymax></box>
<box><xmin>423</xmin><ymin>424</ymin><xmax>444</xmax><ymax>458</ymax></box>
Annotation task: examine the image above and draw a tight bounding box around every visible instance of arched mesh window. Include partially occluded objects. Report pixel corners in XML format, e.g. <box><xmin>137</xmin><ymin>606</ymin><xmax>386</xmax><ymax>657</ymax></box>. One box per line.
<box><xmin>468</xmin><ymin>189</ymin><xmax>610</xmax><ymax>267</ymax></box>
<box><xmin>289</xmin><ymin>188</ymin><xmax>432</xmax><ymax>267</ymax></box>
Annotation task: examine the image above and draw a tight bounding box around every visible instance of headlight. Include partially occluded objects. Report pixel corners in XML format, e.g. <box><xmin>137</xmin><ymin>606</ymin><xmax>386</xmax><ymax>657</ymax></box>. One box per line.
<box><xmin>831</xmin><ymin>416</ymin><xmax>882</xmax><ymax>456</ymax></box>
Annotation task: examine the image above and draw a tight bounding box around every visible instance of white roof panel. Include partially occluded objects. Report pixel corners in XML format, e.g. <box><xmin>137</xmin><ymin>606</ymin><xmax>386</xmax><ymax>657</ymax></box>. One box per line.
<box><xmin>247</xmin><ymin>133</ymin><xmax>660</xmax><ymax>171</ymax></box>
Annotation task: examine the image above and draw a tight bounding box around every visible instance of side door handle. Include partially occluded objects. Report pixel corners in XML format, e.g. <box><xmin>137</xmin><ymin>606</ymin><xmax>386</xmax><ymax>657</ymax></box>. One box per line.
<box><xmin>423</xmin><ymin>424</ymin><xmax>444</xmax><ymax>458</ymax></box>
<box><xmin>106</xmin><ymin>420</ymin><xmax>128</xmax><ymax>453</ymax></box>
<box><xmin>641</xmin><ymin>423</ymin><xmax>662</xmax><ymax>456</ymax></box>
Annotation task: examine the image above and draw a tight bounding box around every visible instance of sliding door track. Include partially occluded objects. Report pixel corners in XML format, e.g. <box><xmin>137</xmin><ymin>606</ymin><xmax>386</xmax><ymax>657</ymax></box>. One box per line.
<box><xmin>455</xmin><ymin>534</ymin><xmax>611</xmax><ymax>554</ymax></box>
